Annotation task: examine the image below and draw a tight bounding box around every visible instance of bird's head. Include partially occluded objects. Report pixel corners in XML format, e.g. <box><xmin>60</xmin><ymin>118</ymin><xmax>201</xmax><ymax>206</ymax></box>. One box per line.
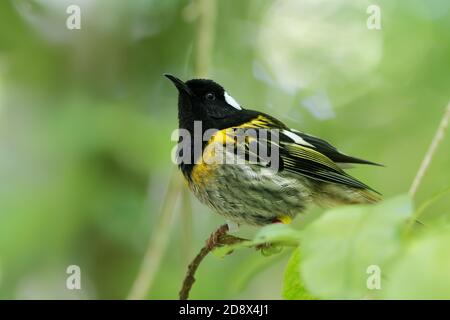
<box><xmin>164</xmin><ymin>74</ymin><xmax>245</xmax><ymax>131</ymax></box>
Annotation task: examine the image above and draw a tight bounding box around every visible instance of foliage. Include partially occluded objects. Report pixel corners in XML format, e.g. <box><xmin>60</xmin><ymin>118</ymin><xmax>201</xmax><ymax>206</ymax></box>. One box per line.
<box><xmin>300</xmin><ymin>195</ymin><xmax>411</xmax><ymax>299</ymax></box>
<box><xmin>212</xmin><ymin>193</ymin><xmax>450</xmax><ymax>299</ymax></box>
<box><xmin>282</xmin><ymin>248</ymin><xmax>315</xmax><ymax>300</ymax></box>
<box><xmin>189</xmin><ymin>190</ymin><xmax>450</xmax><ymax>300</ymax></box>
<box><xmin>229</xmin><ymin>194</ymin><xmax>450</xmax><ymax>299</ymax></box>
<box><xmin>382</xmin><ymin>229</ymin><xmax>450</xmax><ymax>299</ymax></box>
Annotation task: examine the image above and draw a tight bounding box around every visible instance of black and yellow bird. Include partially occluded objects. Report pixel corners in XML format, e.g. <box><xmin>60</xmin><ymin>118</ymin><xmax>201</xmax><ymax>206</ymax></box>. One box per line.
<box><xmin>165</xmin><ymin>74</ymin><xmax>381</xmax><ymax>227</ymax></box>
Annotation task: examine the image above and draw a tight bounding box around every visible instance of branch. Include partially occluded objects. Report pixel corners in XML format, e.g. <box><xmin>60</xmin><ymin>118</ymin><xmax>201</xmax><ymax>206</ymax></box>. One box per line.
<box><xmin>409</xmin><ymin>101</ymin><xmax>450</xmax><ymax>198</ymax></box>
<box><xmin>179</xmin><ymin>224</ymin><xmax>231</xmax><ymax>300</ymax></box>
<box><xmin>179</xmin><ymin>224</ymin><xmax>294</xmax><ymax>300</ymax></box>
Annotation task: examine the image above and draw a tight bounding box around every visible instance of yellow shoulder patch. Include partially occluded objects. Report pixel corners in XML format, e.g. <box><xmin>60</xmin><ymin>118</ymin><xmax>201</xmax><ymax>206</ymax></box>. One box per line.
<box><xmin>209</xmin><ymin>129</ymin><xmax>234</xmax><ymax>144</ymax></box>
<box><xmin>235</xmin><ymin>115</ymin><xmax>273</xmax><ymax>129</ymax></box>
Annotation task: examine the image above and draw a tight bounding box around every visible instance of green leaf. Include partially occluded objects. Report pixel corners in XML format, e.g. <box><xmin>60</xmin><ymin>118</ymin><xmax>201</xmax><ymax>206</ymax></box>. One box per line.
<box><xmin>300</xmin><ymin>195</ymin><xmax>413</xmax><ymax>299</ymax></box>
<box><xmin>253</xmin><ymin>223</ymin><xmax>302</xmax><ymax>246</ymax></box>
<box><xmin>211</xmin><ymin>246</ymin><xmax>229</xmax><ymax>258</ymax></box>
<box><xmin>404</xmin><ymin>186</ymin><xmax>450</xmax><ymax>235</ymax></box>
<box><xmin>383</xmin><ymin>229</ymin><xmax>450</xmax><ymax>299</ymax></box>
<box><xmin>283</xmin><ymin>248</ymin><xmax>316</xmax><ymax>300</ymax></box>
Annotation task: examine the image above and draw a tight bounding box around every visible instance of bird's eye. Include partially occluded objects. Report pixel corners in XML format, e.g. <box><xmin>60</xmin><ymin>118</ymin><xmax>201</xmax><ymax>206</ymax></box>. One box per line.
<box><xmin>205</xmin><ymin>92</ymin><xmax>216</xmax><ymax>101</ymax></box>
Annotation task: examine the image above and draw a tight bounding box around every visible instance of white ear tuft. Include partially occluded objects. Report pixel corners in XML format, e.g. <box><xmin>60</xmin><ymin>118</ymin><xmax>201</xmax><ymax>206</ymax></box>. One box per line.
<box><xmin>224</xmin><ymin>92</ymin><xmax>242</xmax><ymax>110</ymax></box>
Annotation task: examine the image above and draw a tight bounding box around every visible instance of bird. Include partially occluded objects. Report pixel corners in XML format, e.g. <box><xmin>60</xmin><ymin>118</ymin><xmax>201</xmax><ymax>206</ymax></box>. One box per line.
<box><xmin>165</xmin><ymin>74</ymin><xmax>381</xmax><ymax>227</ymax></box>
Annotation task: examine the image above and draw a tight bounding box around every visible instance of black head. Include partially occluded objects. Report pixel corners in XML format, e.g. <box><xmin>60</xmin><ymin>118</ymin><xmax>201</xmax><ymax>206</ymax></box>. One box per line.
<box><xmin>164</xmin><ymin>74</ymin><xmax>251</xmax><ymax>132</ymax></box>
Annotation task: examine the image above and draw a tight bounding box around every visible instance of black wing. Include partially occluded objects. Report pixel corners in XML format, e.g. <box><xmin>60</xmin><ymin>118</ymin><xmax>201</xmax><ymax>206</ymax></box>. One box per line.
<box><xmin>232</xmin><ymin>114</ymin><xmax>380</xmax><ymax>193</ymax></box>
<box><xmin>291</xmin><ymin>129</ymin><xmax>383</xmax><ymax>166</ymax></box>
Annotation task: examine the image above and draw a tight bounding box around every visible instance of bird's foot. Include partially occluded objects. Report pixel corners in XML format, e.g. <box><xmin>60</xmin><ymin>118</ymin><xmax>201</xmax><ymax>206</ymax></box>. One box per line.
<box><xmin>226</xmin><ymin>220</ymin><xmax>240</xmax><ymax>232</ymax></box>
<box><xmin>205</xmin><ymin>224</ymin><xmax>229</xmax><ymax>250</ymax></box>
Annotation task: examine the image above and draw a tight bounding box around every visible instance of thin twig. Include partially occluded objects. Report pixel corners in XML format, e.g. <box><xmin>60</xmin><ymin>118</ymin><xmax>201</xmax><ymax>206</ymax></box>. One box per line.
<box><xmin>409</xmin><ymin>101</ymin><xmax>450</xmax><ymax>198</ymax></box>
<box><xmin>127</xmin><ymin>170</ymin><xmax>181</xmax><ymax>300</ymax></box>
<box><xmin>179</xmin><ymin>224</ymin><xmax>260</xmax><ymax>300</ymax></box>
<box><xmin>178</xmin><ymin>224</ymin><xmax>297</xmax><ymax>300</ymax></box>
<box><xmin>179</xmin><ymin>224</ymin><xmax>230</xmax><ymax>300</ymax></box>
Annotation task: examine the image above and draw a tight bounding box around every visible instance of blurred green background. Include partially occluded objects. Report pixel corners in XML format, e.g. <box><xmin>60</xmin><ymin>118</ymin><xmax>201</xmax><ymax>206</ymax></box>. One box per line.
<box><xmin>0</xmin><ymin>0</ymin><xmax>449</xmax><ymax>299</ymax></box>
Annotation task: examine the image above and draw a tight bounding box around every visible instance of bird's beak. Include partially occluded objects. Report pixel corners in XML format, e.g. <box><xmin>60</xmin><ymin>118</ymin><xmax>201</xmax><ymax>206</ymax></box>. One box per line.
<box><xmin>164</xmin><ymin>74</ymin><xmax>192</xmax><ymax>96</ymax></box>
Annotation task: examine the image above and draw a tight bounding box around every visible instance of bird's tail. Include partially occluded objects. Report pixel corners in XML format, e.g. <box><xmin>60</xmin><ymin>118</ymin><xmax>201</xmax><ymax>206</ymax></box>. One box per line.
<box><xmin>313</xmin><ymin>183</ymin><xmax>381</xmax><ymax>207</ymax></box>
<box><xmin>355</xmin><ymin>188</ymin><xmax>382</xmax><ymax>204</ymax></box>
